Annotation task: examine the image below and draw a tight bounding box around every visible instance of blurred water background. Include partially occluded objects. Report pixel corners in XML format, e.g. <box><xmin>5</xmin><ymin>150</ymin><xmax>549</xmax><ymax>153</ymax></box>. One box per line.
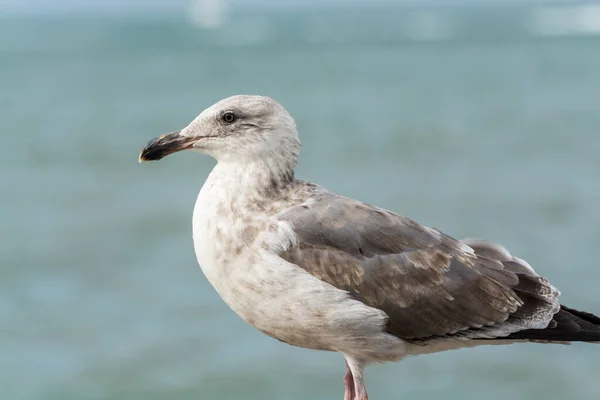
<box><xmin>1</xmin><ymin>1</ymin><xmax>600</xmax><ymax>399</ymax></box>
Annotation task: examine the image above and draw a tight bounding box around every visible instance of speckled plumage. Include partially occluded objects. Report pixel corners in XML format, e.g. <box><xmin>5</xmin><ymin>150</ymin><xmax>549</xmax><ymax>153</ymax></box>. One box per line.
<box><xmin>139</xmin><ymin>95</ymin><xmax>600</xmax><ymax>400</ymax></box>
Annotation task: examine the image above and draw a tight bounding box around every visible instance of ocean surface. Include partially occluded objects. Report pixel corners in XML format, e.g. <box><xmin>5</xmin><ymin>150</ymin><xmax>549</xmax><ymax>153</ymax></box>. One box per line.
<box><xmin>1</xmin><ymin>5</ymin><xmax>600</xmax><ymax>400</ymax></box>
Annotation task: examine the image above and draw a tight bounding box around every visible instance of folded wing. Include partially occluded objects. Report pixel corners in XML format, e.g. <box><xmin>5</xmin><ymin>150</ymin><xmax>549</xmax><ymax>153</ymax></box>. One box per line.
<box><xmin>278</xmin><ymin>191</ymin><xmax>561</xmax><ymax>343</ymax></box>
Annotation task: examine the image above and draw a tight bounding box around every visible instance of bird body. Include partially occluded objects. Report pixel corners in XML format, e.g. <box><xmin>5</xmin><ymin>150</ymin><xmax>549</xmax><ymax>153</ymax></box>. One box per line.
<box><xmin>140</xmin><ymin>95</ymin><xmax>600</xmax><ymax>400</ymax></box>
<box><xmin>192</xmin><ymin>160</ymin><xmax>408</xmax><ymax>361</ymax></box>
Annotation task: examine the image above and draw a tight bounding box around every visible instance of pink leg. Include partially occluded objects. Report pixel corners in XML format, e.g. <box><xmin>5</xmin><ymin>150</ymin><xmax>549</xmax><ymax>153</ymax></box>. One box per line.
<box><xmin>343</xmin><ymin>361</ymin><xmax>355</xmax><ymax>400</ymax></box>
<box><xmin>354</xmin><ymin>378</ymin><xmax>368</xmax><ymax>400</ymax></box>
<box><xmin>345</xmin><ymin>358</ymin><xmax>368</xmax><ymax>400</ymax></box>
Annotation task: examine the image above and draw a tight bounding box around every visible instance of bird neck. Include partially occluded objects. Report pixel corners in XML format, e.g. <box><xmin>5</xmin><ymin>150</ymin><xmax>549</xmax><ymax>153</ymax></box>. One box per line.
<box><xmin>205</xmin><ymin>157</ymin><xmax>296</xmax><ymax>203</ymax></box>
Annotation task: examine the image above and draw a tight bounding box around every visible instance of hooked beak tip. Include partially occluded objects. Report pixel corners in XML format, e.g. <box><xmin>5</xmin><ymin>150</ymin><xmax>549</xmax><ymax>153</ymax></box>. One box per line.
<box><xmin>138</xmin><ymin>152</ymin><xmax>148</xmax><ymax>163</ymax></box>
<box><xmin>138</xmin><ymin>130</ymin><xmax>187</xmax><ymax>163</ymax></box>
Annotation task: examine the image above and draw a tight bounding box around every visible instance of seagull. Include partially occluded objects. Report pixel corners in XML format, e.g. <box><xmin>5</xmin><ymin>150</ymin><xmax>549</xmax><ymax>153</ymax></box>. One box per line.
<box><xmin>139</xmin><ymin>95</ymin><xmax>600</xmax><ymax>400</ymax></box>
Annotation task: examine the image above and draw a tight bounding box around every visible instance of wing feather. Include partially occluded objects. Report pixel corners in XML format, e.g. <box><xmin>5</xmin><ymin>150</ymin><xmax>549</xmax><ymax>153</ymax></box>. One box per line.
<box><xmin>278</xmin><ymin>192</ymin><xmax>560</xmax><ymax>343</ymax></box>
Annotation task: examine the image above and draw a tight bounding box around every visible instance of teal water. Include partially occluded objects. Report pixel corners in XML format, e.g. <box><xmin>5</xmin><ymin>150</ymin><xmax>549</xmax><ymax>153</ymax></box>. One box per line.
<box><xmin>1</xmin><ymin>6</ymin><xmax>600</xmax><ymax>400</ymax></box>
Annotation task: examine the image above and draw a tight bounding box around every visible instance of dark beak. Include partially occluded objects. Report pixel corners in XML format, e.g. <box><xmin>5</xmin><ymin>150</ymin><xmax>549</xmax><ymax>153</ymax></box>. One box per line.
<box><xmin>138</xmin><ymin>130</ymin><xmax>194</xmax><ymax>162</ymax></box>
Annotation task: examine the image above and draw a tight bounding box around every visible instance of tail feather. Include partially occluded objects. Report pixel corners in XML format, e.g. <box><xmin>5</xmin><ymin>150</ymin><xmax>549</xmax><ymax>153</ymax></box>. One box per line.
<box><xmin>501</xmin><ymin>305</ymin><xmax>600</xmax><ymax>343</ymax></box>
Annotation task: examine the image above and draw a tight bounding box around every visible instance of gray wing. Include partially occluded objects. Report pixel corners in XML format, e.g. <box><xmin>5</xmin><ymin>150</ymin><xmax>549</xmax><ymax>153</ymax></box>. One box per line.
<box><xmin>278</xmin><ymin>191</ymin><xmax>560</xmax><ymax>343</ymax></box>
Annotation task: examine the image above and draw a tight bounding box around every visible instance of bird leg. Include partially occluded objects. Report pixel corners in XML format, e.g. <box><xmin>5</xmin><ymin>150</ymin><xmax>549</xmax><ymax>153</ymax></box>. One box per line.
<box><xmin>353</xmin><ymin>378</ymin><xmax>369</xmax><ymax>400</ymax></box>
<box><xmin>343</xmin><ymin>361</ymin><xmax>355</xmax><ymax>400</ymax></box>
<box><xmin>343</xmin><ymin>358</ymin><xmax>368</xmax><ymax>400</ymax></box>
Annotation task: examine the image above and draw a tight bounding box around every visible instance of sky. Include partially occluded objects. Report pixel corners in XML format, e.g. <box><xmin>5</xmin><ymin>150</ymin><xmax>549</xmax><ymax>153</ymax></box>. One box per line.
<box><xmin>0</xmin><ymin>0</ymin><xmax>588</xmax><ymax>15</ymax></box>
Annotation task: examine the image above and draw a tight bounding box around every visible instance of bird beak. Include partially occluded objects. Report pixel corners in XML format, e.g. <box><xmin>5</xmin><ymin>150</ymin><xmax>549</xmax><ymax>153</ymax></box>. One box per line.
<box><xmin>138</xmin><ymin>130</ymin><xmax>194</xmax><ymax>162</ymax></box>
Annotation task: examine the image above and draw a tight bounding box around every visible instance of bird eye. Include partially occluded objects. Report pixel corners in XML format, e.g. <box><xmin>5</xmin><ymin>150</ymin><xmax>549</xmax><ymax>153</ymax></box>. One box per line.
<box><xmin>222</xmin><ymin>112</ymin><xmax>237</xmax><ymax>124</ymax></box>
